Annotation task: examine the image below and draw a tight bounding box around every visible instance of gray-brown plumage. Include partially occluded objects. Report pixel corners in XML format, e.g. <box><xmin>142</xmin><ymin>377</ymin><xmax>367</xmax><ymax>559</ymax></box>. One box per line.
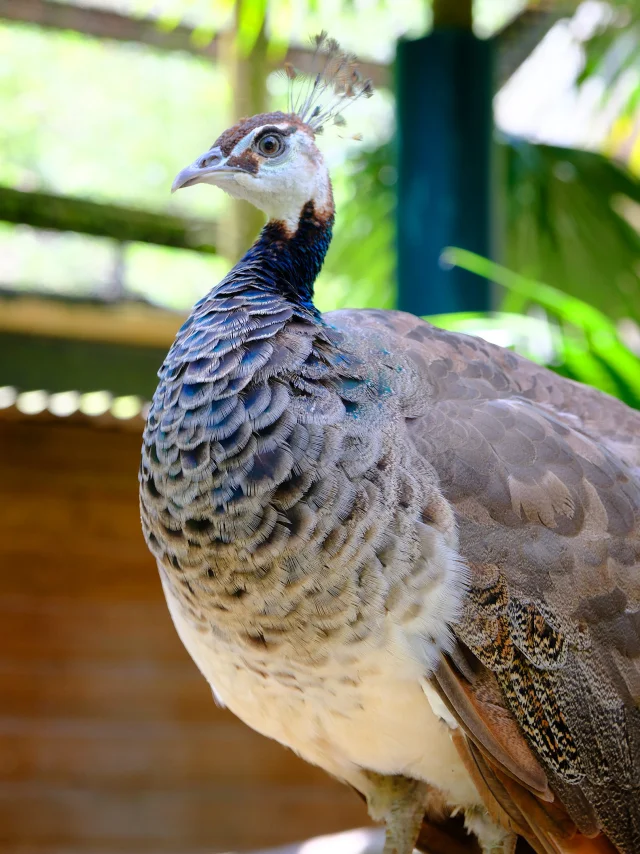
<box><xmin>140</xmin><ymin>37</ymin><xmax>640</xmax><ymax>854</ymax></box>
<box><xmin>371</xmin><ymin>312</ymin><xmax>640</xmax><ymax>852</ymax></box>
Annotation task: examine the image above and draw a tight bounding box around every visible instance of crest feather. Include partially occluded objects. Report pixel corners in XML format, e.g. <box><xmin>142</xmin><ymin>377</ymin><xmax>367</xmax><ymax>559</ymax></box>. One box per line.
<box><xmin>285</xmin><ymin>33</ymin><xmax>374</xmax><ymax>132</ymax></box>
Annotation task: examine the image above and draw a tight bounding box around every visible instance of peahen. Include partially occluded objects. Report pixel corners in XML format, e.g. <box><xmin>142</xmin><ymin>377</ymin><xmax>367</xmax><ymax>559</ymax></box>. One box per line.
<box><xmin>139</xmin><ymin>35</ymin><xmax>640</xmax><ymax>854</ymax></box>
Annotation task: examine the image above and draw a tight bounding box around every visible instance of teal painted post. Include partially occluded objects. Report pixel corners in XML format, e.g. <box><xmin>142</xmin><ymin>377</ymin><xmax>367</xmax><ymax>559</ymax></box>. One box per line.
<box><xmin>396</xmin><ymin>31</ymin><xmax>494</xmax><ymax>315</ymax></box>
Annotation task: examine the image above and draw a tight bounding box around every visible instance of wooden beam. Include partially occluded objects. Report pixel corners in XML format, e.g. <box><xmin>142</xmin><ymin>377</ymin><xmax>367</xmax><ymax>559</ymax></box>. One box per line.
<box><xmin>0</xmin><ymin>331</ymin><xmax>167</xmax><ymax>398</ymax></box>
<box><xmin>217</xmin><ymin>2</ymin><xmax>270</xmax><ymax>260</ymax></box>
<box><xmin>0</xmin><ymin>0</ymin><xmax>389</xmax><ymax>88</ymax></box>
<box><xmin>0</xmin><ymin>0</ymin><xmax>220</xmax><ymax>57</ymax></box>
<box><xmin>496</xmin><ymin>7</ymin><xmax>563</xmax><ymax>87</ymax></box>
<box><xmin>0</xmin><ymin>0</ymin><xmax>559</xmax><ymax>91</ymax></box>
<box><xmin>0</xmin><ymin>293</ymin><xmax>183</xmax><ymax>348</ymax></box>
<box><xmin>0</xmin><ymin>186</ymin><xmax>217</xmax><ymax>253</ymax></box>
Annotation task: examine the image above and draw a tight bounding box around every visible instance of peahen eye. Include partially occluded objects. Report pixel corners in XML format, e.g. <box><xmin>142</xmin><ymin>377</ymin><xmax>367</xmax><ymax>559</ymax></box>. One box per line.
<box><xmin>256</xmin><ymin>133</ymin><xmax>284</xmax><ymax>157</ymax></box>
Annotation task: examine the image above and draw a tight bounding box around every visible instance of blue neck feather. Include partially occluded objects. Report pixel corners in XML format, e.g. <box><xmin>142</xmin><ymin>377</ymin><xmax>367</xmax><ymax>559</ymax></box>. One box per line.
<box><xmin>221</xmin><ymin>201</ymin><xmax>333</xmax><ymax>313</ymax></box>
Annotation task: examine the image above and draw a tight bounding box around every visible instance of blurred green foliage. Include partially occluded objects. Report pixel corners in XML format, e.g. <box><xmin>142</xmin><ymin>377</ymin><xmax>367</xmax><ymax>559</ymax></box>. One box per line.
<box><xmin>577</xmin><ymin>0</ymin><xmax>640</xmax><ymax>122</ymax></box>
<box><xmin>503</xmin><ymin>140</ymin><xmax>640</xmax><ymax>323</ymax></box>
<box><xmin>318</xmin><ymin>133</ymin><xmax>640</xmax><ymax>322</ymax></box>
<box><xmin>317</xmin><ymin>142</ymin><xmax>396</xmax><ymax>312</ymax></box>
<box><xmin>0</xmin><ymin>22</ymin><xmax>229</xmax><ymax>215</ymax></box>
<box><xmin>437</xmin><ymin>248</ymin><xmax>640</xmax><ymax>409</ymax></box>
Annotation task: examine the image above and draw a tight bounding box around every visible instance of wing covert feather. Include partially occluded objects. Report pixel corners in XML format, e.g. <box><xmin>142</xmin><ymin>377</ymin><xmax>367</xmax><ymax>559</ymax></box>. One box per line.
<box><xmin>327</xmin><ymin>310</ymin><xmax>640</xmax><ymax>853</ymax></box>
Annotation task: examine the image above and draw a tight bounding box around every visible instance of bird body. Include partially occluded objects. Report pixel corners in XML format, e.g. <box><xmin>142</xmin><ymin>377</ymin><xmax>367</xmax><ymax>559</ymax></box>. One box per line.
<box><xmin>140</xmin><ymin>41</ymin><xmax>640</xmax><ymax>853</ymax></box>
<box><xmin>142</xmin><ymin>212</ymin><xmax>483</xmax><ymax>825</ymax></box>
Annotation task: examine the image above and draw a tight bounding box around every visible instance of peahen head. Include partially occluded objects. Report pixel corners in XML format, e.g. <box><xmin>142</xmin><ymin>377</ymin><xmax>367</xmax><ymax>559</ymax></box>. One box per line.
<box><xmin>172</xmin><ymin>112</ymin><xmax>331</xmax><ymax>231</ymax></box>
<box><xmin>171</xmin><ymin>33</ymin><xmax>373</xmax><ymax>235</ymax></box>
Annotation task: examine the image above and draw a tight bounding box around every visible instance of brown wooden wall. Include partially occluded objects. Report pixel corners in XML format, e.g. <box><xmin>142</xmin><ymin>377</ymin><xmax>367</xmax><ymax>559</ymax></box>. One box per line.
<box><xmin>0</xmin><ymin>411</ymin><xmax>369</xmax><ymax>853</ymax></box>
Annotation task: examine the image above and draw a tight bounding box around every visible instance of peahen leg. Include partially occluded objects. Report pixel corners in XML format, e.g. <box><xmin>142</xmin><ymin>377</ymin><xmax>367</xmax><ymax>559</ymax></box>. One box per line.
<box><xmin>361</xmin><ymin>772</ymin><xmax>511</xmax><ymax>854</ymax></box>
<box><xmin>363</xmin><ymin>772</ymin><xmax>431</xmax><ymax>854</ymax></box>
<box><xmin>383</xmin><ymin>781</ymin><xmax>430</xmax><ymax>854</ymax></box>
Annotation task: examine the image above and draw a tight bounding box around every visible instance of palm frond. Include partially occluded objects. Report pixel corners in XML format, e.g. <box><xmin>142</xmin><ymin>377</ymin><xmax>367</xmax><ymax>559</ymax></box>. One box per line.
<box><xmin>503</xmin><ymin>139</ymin><xmax>640</xmax><ymax>322</ymax></box>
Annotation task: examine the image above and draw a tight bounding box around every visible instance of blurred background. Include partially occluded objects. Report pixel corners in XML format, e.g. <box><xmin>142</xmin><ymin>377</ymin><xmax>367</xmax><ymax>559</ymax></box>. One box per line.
<box><xmin>0</xmin><ymin>0</ymin><xmax>639</xmax><ymax>852</ymax></box>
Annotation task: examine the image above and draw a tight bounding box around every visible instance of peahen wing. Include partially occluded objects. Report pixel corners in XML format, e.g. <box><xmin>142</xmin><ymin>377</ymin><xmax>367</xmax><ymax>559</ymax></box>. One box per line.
<box><xmin>327</xmin><ymin>309</ymin><xmax>640</xmax><ymax>854</ymax></box>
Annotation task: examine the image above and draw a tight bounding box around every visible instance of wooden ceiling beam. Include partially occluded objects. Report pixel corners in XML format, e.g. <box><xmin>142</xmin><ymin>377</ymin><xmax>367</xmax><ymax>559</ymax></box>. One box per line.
<box><xmin>0</xmin><ymin>0</ymin><xmax>220</xmax><ymax>58</ymax></box>
<box><xmin>0</xmin><ymin>186</ymin><xmax>217</xmax><ymax>254</ymax></box>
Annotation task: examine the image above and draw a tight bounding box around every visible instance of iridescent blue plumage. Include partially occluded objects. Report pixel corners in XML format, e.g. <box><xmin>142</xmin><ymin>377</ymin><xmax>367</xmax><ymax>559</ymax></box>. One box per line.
<box><xmin>239</xmin><ymin>201</ymin><xmax>333</xmax><ymax>312</ymax></box>
<box><xmin>140</xmin><ymin>201</ymin><xmax>379</xmax><ymax>533</ymax></box>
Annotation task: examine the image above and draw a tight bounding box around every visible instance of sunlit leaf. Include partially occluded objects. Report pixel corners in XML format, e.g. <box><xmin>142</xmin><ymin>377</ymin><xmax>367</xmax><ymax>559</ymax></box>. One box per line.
<box><xmin>237</xmin><ymin>0</ymin><xmax>269</xmax><ymax>55</ymax></box>
<box><xmin>190</xmin><ymin>24</ymin><xmax>217</xmax><ymax>49</ymax></box>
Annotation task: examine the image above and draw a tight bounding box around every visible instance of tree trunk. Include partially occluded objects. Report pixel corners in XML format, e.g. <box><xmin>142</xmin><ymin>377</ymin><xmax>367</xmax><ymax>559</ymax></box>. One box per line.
<box><xmin>218</xmin><ymin>3</ymin><xmax>269</xmax><ymax>260</ymax></box>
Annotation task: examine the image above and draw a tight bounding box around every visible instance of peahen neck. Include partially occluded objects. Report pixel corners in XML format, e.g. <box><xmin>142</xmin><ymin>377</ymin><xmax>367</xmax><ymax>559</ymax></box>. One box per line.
<box><xmin>220</xmin><ymin>200</ymin><xmax>334</xmax><ymax>312</ymax></box>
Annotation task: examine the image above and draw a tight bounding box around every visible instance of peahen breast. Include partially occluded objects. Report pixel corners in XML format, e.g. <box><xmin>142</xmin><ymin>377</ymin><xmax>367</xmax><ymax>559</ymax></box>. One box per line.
<box><xmin>139</xmin><ymin>269</ymin><xmax>451</xmax><ymax>658</ymax></box>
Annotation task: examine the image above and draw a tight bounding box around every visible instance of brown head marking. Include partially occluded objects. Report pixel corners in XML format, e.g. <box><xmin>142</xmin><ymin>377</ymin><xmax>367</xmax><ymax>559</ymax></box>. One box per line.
<box><xmin>226</xmin><ymin>151</ymin><xmax>260</xmax><ymax>174</ymax></box>
<box><xmin>214</xmin><ymin>112</ymin><xmax>309</xmax><ymax>156</ymax></box>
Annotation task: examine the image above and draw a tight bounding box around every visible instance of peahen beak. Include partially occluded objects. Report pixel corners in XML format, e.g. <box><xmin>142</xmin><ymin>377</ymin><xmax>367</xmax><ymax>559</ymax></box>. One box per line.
<box><xmin>171</xmin><ymin>146</ymin><xmax>239</xmax><ymax>193</ymax></box>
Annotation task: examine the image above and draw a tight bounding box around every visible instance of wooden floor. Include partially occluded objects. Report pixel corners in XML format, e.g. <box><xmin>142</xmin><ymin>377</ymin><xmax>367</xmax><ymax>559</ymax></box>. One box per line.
<box><xmin>0</xmin><ymin>411</ymin><xmax>369</xmax><ymax>853</ymax></box>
